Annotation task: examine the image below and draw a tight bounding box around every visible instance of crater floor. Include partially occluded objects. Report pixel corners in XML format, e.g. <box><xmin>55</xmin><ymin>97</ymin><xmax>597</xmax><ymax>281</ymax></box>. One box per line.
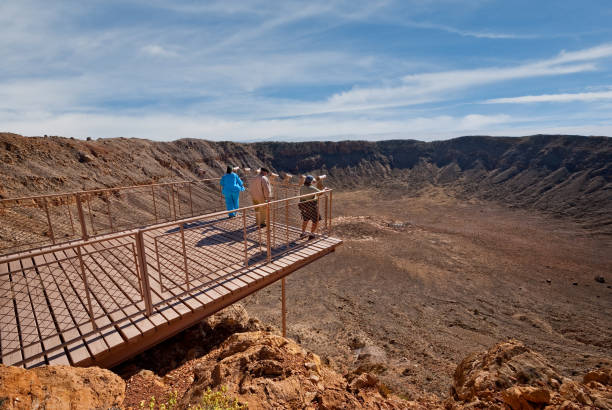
<box><xmin>243</xmin><ymin>187</ymin><xmax>612</xmax><ymax>399</ymax></box>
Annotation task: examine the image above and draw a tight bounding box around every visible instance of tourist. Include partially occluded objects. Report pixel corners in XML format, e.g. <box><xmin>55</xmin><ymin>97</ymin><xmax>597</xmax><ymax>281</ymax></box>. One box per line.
<box><xmin>220</xmin><ymin>165</ymin><xmax>245</xmax><ymax>218</ymax></box>
<box><xmin>298</xmin><ymin>175</ymin><xmax>321</xmax><ymax>239</ymax></box>
<box><xmin>249</xmin><ymin>167</ymin><xmax>272</xmax><ymax>227</ymax></box>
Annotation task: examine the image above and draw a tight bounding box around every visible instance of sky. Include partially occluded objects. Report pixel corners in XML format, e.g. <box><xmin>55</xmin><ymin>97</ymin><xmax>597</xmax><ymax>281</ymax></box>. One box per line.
<box><xmin>1</xmin><ymin>0</ymin><xmax>612</xmax><ymax>142</ymax></box>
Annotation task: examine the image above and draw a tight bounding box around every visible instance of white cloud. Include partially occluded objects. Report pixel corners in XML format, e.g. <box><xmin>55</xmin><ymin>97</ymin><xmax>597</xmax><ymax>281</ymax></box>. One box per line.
<box><xmin>486</xmin><ymin>90</ymin><xmax>612</xmax><ymax>104</ymax></box>
<box><xmin>321</xmin><ymin>44</ymin><xmax>612</xmax><ymax>113</ymax></box>
<box><xmin>141</xmin><ymin>44</ymin><xmax>176</xmax><ymax>57</ymax></box>
<box><xmin>552</xmin><ymin>44</ymin><xmax>612</xmax><ymax>65</ymax></box>
<box><xmin>8</xmin><ymin>109</ymin><xmax>610</xmax><ymax>142</ymax></box>
<box><xmin>405</xmin><ymin>21</ymin><xmax>535</xmax><ymax>39</ymax></box>
<box><xmin>0</xmin><ymin>110</ymin><xmax>516</xmax><ymax>141</ymax></box>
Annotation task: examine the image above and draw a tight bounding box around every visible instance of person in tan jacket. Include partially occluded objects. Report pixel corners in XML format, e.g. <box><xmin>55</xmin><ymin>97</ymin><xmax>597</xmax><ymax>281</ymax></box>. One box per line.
<box><xmin>249</xmin><ymin>168</ymin><xmax>272</xmax><ymax>227</ymax></box>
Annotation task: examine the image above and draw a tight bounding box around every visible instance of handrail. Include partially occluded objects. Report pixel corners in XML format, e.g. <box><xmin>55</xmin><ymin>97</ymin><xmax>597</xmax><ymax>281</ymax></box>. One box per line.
<box><xmin>0</xmin><ymin>178</ymin><xmax>228</xmax><ymax>256</ymax></box>
<box><xmin>139</xmin><ymin>189</ymin><xmax>331</xmax><ymax>233</ymax></box>
<box><xmin>0</xmin><ymin>176</ymin><xmax>325</xmax><ymax>257</ymax></box>
<box><xmin>0</xmin><ymin>229</ymin><xmax>140</xmax><ymax>266</ymax></box>
<box><xmin>0</xmin><ymin>189</ymin><xmax>332</xmax><ymax>270</ymax></box>
<box><xmin>0</xmin><ymin>178</ymin><xmax>222</xmax><ymax>203</ymax></box>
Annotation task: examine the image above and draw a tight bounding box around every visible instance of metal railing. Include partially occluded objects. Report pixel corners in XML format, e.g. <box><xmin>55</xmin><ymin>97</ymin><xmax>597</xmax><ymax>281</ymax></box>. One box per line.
<box><xmin>0</xmin><ymin>179</ymin><xmax>224</xmax><ymax>256</ymax></box>
<box><xmin>0</xmin><ymin>189</ymin><xmax>333</xmax><ymax>366</ymax></box>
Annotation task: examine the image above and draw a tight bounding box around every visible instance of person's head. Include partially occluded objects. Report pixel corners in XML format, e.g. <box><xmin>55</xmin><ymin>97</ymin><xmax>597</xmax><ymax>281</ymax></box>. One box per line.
<box><xmin>226</xmin><ymin>165</ymin><xmax>233</xmax><ymax>174</ymax></box>
<box><xmin>260</xmin><ymin>167</ymin><xmax>269</xmax><ymax>176</ymax></box>
<box><xmin>304</xmin><ymin>175</ymin><xmax>315</xmax><ymax>186</ymax></box>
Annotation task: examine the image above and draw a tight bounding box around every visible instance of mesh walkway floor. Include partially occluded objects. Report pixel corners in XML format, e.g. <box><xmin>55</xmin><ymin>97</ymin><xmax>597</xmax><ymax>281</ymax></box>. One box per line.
<box><xmin>0</xmin><ymin>215</ymin><xmax>341</xmax><ymax>368</ymax></box>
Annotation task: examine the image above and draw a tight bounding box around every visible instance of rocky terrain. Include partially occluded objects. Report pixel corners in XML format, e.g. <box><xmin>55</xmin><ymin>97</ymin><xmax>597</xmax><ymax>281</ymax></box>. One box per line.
<box><xmin>0</xmin><ymin>364</ymin><xmax>125</xmax><ymax>409</ymax></box>
<box><xmin>1</xmin><ymin>305</ymin><xmax>610</xmax><ymax>409</ymax></box>
<box><xmin>1</xmin><ymin>132</ymin><xmax>611</xmax><ymax>407</ymax></box>
<box><xmin>244</xmin><ymin>187</ymin><xmax>611</xmax><ymax>401</ymax></box>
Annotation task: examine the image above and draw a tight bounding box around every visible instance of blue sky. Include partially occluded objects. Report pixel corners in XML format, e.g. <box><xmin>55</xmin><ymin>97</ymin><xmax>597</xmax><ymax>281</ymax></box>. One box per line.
<box><xmin>2</xmin><ymin>0</ymin><xmax>612</xmax><ymax>141</ymax></box>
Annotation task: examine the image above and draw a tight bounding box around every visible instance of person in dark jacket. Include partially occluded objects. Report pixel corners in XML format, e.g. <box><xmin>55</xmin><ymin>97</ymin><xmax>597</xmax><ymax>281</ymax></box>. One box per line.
<box><xmin>220</xmin><ymin>165</ymin><xmax>245</xmax><ymax>217</ymax></box>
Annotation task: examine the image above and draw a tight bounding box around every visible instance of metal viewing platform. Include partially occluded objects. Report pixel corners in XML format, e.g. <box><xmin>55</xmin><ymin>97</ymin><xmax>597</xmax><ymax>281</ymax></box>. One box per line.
<box><xmin>0</xmin><ymin>179</ymin><xmax>341</xmax><ymax>368</ymax></box>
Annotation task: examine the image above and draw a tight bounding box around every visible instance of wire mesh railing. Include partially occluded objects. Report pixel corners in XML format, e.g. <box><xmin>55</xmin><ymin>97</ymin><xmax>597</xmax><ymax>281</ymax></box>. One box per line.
<box><xmin>144</xmin><ymin>189</ymin><xmax>332</xmax><ymax>304</ymax></box>
<box><xmin>0</xmin><ymin>188</ymin><xmax>334</xmax><ymax>367</ymax></box>
<box><xmin>0</xmin><ymin>179</ymin><xmax>225</xmax><ymax>256</ymax></box>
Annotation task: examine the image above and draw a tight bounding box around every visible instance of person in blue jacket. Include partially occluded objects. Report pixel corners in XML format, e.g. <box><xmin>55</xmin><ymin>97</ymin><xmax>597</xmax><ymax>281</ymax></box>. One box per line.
<box><xmin>220</xmin><ymin>165</ymin><xmax>245</xmax><ymax>217</ymax></box>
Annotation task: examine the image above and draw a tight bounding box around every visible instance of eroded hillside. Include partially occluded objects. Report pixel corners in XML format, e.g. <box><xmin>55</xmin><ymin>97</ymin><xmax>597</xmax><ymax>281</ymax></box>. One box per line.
<box><xmin>251</xmin><ymin>136</ymin><xmax>612</xmax><ymax>231</ymax></box>
<box><xmin>1</xmin><ymin>133</ymin><xmax>610</xmax><ymax>232</ymax></box>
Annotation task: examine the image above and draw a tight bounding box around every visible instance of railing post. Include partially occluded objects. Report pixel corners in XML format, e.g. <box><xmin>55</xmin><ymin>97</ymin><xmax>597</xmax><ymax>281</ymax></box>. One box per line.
<box><xmin>135</xmin><ymin>230</ymin><xmax>153</xmax><ymax>316</ymax></box>
<box><xmin>266</xmin><ymin>203</ymin><xmax>271</xmax><ymax>263</ymax></box>
<box><xmin>171</xmin><ymin>185</ymin><xmax>177</xmax><ymax>220</ymax></box>
<box><xmin>166</xmin><ymin>185</ymin><xmax>172</xmax><ymax>220</ymax></box>
<box><xmin>76</xmin><ymin>245</ymin><xmax>97</xmax><ymax>330</ymax></box>
<box><xmin>285</xmin><ymin>199</ymin><xmax>289</xmax><ymax>249</ymax></box>
<box><xmin>154</xmin><ymin>237</ymin><xmax>164</xmax><ymax>293</ymax></box>
<box><xmin>106</xmin><ymin>192</ymin><xmax>114</xmax><ymax>232</ymax></box>
<box><xmin>86</xmin><ymin>194</ymin><xmax>96</xmax><ymax>235</ymax></box>
<box><xmin>281</xmin><ymin>277</ymin><xmax>286</xmax><ymax>337</ymax></box>
<box><xmin>188</xmin><ymin>182</ymin><xmax>194</xmax><ymax>217</ymax></box>
<box><xmin>316</xmin><ymin>192</ymin><xmax>320</xmax><ymax>236</ymax></box>
<box><xmin>243</xmin><ymin>210</ymin><xmax>248</xmax><ymax>267</ymax></box>
<box><xmin>324</xmin><ymin>194</ymin><xmax>328</xmax><ymax>233</ymax></box>
<box><xmin>272</xmin><ymin>201</ymin><xmax>276</xmax><ymax>246</ymax></box>
<box><xmin>257</xmin><ymin>205</ymin><xmax>263</xmax><ymax>253</ymax></box>
<box><xmin>42</xmin><ymin>198</ymin><xmax>55</xmax><ymax>244</ymax></box>
<box><xmin>75</xmin><ymin>193</ymin><xmax>89</xmax><ymax>240</ymax></box>
<box><xmin>151</xmin><ymin>186</ymin><xmax>158</xmax><ymax>224</ymax></box>
<box><xmin>329</xmin><ymin>190</ymin><xmax>333</xmax><ymax>231</ymax></box>
<box><xmin>180</xmin><ymin>223</ymin><xmax>189</xmax><ymax>290</ymax></box>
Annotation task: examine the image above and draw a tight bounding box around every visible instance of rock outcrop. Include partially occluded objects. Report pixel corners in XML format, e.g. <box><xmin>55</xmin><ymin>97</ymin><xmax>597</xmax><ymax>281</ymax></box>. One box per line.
<box><xmin>123</xmin><ymin>314</ymin><xmax>434</xmax><ymax>409</ymax></box>
<box><xmin>1</xmin><ymin>333</ymin><xmax>610</xmax><ymax>409</ymax></box>
<box><xmin>177</xmin><ymin>331</ymin><xmax>411</xmax><ymax>409</ymax></box>
<box><xmin>120</xmin><ymin>303</ymin><xmax>267</xmax><ymax>407</ymax></box>
<box><xmin>0</xmin><ymin>364</ymin><xmax>125</xmax><ymax>410</ymax></box>
<box><xmin>450</xmin><ymin>339</ymin><xmax>612</xmax><ymax>409</ymax></box>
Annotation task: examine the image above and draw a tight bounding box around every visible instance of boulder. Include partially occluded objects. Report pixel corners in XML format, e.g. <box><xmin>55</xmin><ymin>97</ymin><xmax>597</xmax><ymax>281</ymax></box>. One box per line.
<box><xmin>0</xmin><ymin>364</ymin><xmax>125</xmax><ymax>410</ymax></box>
<box><xmin>77</xmin><ymin>151</ymin><xmax>95</xmax><ymax>163</ymax></box>
<box><xmin>583</xmin><ymin>368</ymin><xmax>612</xmax><ymax>386</ymax></box>
<box><xmin>452</xmin><ymin>339</ymin><xmax>561</xmax><ymax>402</ymax></box>
<box><xmin>501</xmin><ymin>386</ymin><xmax>551</xmax><ymax>409</ymax></box>
<box><xmin>202</xmin><ymin>303</ymin><xmax>252</xmax><ymax>331</ymax></box>
<box><xmin>558</xmin><ymin>379</ymin><xmax>594</xmax><ymax>406</ymax></box>
<box><xmin>451</xmin><ymin>340</ymin><xmax>612</xmax><ymax>409</ymax></box>
<box><xmin>354</xmin><ymin>344</ymin><xmax>388</xmax><ymax>374</ymax></box>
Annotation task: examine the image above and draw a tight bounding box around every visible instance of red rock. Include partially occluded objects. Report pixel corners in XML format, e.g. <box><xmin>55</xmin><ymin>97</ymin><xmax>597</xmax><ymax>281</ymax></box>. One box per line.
<box><xmin>0</xmin><ymin>364</ymin><xmax>125</xmax><ymax>410</ymax></box>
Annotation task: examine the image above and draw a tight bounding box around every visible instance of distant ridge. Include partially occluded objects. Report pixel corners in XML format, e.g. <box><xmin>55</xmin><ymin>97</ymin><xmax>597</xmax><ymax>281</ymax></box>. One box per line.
<box><xmin>1</xmin><ymin>133</ymin><xmax>610</xmax><ymax>232</ymax></box>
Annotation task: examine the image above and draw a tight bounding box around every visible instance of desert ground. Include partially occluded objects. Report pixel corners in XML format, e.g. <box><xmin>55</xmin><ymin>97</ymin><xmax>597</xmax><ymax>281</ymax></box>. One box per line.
<box><xmin>241</xmin><ymin>186</ymin><xmax>612</xmax><ymax>399</ymax></box>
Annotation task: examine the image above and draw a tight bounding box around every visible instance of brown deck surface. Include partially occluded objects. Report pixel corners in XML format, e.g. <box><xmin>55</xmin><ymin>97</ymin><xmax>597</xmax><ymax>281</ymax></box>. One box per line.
<box><xmin>0</xmin><ymin>215</ymin><xmax>341</xmax><ymax>368</ymax></box>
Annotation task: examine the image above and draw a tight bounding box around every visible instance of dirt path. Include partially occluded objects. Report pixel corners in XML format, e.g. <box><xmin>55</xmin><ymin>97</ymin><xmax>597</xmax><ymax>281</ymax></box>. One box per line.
<box><xmin>243</xmin><ymin>187</ymin><xmax>612</xmax><ymax>399</ymax></box>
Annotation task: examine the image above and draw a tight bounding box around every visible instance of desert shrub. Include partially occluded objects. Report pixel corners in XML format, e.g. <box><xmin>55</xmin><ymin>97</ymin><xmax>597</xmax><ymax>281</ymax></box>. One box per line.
<box><xmin>139</xmin><ymin>387</ymin><xmax>246</xmax><ymax>410</ymax></box>
<box><xmin>190</xmin><ymin>386</ymin><xmax>247</xmax><ymax>410</ymax></box>
<box><xmin>140</xmin><ymin>390</ymin><xmax>178</xmax><ymax>410</ymax></box>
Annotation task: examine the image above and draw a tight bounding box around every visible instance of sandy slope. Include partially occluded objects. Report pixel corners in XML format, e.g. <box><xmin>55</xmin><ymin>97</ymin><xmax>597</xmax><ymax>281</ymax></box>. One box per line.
<box><xmin>243</xmin><ymin>187</ymin><xmax>612</xmax><ymax>398</ymax></box>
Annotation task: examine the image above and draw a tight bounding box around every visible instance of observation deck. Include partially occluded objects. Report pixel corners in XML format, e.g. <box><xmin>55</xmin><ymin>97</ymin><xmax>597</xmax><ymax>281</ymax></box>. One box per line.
<box><xmin>0</xmin><ymin>178</ymin><xmax>341</xmax><ymax>368</ymax></box>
